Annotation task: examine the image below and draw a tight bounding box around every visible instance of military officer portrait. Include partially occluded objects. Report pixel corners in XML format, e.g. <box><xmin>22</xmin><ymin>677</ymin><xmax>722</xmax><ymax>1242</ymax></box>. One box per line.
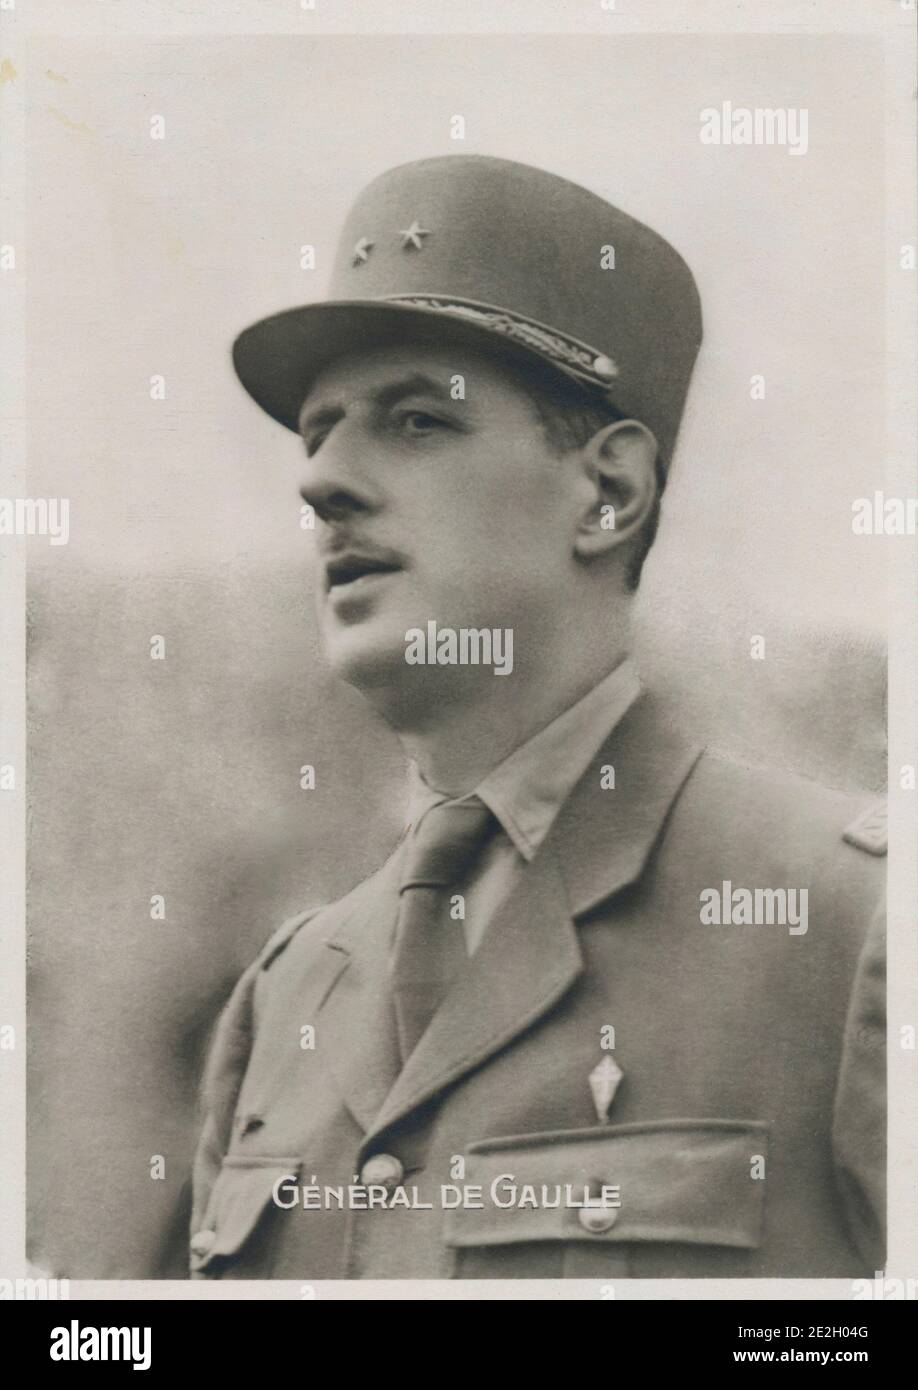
<box><xmin>188</xmin><ymin>154</ymin><xmax>886</xmax><ymax>1281</ymax></box>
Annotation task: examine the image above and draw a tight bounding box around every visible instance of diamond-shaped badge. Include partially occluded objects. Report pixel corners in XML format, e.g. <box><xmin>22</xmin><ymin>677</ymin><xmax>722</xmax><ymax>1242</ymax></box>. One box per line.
<box><xmin>589</xmin><ymin>1055</ymin><xmax>623</xmax><ymax>1124</ymax></box>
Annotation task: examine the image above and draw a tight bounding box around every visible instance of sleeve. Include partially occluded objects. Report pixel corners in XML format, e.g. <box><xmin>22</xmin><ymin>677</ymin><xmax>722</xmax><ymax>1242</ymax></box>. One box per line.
<box><xmin>831</xmin><ymin>895</ymin><xmax>886</xmax><ymax>1271</ymax></box>
<box><xmin>189</xmin><ymin>954</ymin><xmax>263</xmax><ymax>1244</ymax></box>
<box><xmin>188</xmin><ymin>908</ymin><xmax>320</xmax><ymax>1260</ymax></box>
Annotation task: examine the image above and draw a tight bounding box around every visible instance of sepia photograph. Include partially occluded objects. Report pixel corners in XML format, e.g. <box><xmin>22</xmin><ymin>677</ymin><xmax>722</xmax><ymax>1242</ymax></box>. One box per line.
<box><xmin>2</xmin><ymin>0</ymin><xmax>915</xmax><ymax>1336</ymax></box>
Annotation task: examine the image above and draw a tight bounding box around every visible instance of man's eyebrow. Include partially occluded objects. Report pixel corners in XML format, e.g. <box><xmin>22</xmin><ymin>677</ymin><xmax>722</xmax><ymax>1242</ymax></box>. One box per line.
<box><xmin>372</xmin><ymin>373</ymin><xmax>453</xmax><ymax>411</ymax></box>
<box><xmin>298</xmin><ymin>373</ymin><xmax>454</xmax><ymax>436</ymax></box>
<box><xmin>299</xmin><ymin>401</ymin><xmax>342</xmax><ymax>437</ymax></box>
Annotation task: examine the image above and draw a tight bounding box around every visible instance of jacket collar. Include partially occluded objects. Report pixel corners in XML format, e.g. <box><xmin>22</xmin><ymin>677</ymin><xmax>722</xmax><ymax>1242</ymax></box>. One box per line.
<box><xmin>317</xmin><ymin>689</ymin><xmax>703</xmax><ymax>1141</ymax></box>
<box><xmin>406</xmin><ymin>657</ymin><xmax>642</xmax><ymax>861</ymax></box>
<box><xmin>551</xmin><ymin>687</ymin><xmax>704</xmax><ymax>917</ymax></box>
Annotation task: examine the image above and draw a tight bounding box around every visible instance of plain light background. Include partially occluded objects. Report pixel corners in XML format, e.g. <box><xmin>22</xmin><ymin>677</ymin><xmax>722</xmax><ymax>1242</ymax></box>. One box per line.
<box><xmin>25</xmin><ymin>31</ymin><xmax>889</xmax><ymax>1275</ymax></box>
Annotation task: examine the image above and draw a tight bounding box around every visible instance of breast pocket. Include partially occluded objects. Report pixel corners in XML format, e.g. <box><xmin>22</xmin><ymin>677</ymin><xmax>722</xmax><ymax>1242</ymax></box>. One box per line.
<box><xmin>443</xmin><ymin>1119</ymin><xmax>769</xmax><ymax>1278</ymax></box>
<box><xmin>190</xmin><ymin>1157</ymin><xmax>302</xmax><ymax>1279</ymax></box>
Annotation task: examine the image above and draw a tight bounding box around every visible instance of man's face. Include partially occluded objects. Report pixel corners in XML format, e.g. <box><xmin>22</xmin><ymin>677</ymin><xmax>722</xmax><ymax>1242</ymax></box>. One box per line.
<box><xmin>297</xmin><ymin>341</ymin><xmax>581</xmax><ymax>694</ymax></box>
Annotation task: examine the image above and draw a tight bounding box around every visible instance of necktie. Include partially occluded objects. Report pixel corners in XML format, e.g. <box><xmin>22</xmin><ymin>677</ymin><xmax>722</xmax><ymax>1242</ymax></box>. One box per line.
<box><xmin>390</xmin><ymin>796</ymin><xmax>495</xmax><ymax>1062</ymax></box>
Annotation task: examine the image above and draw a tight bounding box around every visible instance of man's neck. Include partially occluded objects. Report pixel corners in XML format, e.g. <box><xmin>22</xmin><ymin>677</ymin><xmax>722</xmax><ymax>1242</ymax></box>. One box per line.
<box><xmin>397</xmin><ymin>641</ymin><xmax>631</xmax><ymax>797</ymax></box>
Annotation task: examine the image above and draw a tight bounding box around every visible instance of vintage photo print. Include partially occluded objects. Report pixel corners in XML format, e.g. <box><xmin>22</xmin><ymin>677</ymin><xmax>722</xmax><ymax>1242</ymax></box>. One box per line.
<box><xmin>2</xmin><ymin>0</ymin><xmax>915</xmax><ymax>1309</ymax></box>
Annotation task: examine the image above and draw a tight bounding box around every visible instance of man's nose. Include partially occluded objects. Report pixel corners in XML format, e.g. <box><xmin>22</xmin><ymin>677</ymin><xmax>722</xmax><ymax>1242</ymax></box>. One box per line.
<box><xmin>298</xmin><ymin>419</ymin><xmax>381</xmax><ymax>524</ymax></box>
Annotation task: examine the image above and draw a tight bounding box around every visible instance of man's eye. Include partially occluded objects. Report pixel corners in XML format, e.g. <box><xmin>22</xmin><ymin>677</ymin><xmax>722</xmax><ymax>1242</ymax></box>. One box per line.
<box><xmin>399</xmin><ymin>410</ymin><xmax>448</xmax><ymax>435</ymax></box>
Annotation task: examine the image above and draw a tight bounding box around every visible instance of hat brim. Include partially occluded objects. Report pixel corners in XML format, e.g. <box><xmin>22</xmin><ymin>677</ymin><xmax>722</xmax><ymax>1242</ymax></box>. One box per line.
<box><xmin>232</xmin><ymin>300</ymin><xmax>598</xmax><ymax>433</ymax></box>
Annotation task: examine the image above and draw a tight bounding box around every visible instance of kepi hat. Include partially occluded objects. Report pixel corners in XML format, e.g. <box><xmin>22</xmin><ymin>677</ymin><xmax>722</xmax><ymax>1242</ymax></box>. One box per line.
<box><xmin>233</xmin><ymin>155</ymin><xmax>702</xmax><ymax>462</ymax></box>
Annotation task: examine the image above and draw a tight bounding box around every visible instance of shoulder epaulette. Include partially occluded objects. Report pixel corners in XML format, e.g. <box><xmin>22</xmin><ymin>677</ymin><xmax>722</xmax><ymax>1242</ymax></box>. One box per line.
<box><xmin>842</xmin><ymin>799</ymin><xmax>887</xmax><ymax>856</ymax></box>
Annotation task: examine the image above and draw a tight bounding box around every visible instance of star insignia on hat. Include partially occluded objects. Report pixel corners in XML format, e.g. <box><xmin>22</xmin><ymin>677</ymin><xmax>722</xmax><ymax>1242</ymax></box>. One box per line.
<box><xmin>352</xmin><ymin>237</ymin><xmax>374</xmax><ymax>266</ymax></box>
<box><xmin>398</xmin><ymin>221</ymin><xmax>432</xmax><ymax>250</ymax></box>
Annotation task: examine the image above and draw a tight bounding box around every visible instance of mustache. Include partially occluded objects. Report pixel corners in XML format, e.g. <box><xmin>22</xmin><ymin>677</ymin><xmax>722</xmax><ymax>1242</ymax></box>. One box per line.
<box><xmin>319</xmin><ymin>536</ymin><xmax>410</xmax><ymax>591</ymax></box>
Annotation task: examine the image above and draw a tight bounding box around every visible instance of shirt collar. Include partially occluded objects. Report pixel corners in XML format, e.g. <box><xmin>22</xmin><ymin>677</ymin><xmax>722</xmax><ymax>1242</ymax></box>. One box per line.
<box><xmin>405</xmin><ymin>657</ymin><xmax>642</xmax><ymax>861</ymax></box>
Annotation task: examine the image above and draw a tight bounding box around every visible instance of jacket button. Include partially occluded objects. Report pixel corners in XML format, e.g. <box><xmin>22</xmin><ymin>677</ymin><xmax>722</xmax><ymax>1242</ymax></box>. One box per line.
<box><xmin>360</xmin><ymin>1153</ymin><xmax>404</xmax><ymax>1188</ymax></box>
<box><xmin>578</xmin><ymin>1203</ymin><xmax>619</xmax><ymax>1235</ymax></box>
<box><xmin>190</xmin><ymin>1228</ymin><xmax>216</xmax><ymax>1257</ymax></box>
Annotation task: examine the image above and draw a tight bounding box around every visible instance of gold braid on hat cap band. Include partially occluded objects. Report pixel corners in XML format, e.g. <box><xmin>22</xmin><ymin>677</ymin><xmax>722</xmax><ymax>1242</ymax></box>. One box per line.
<box><xmin>381</xmin><ymin>294</ymin><xmax>619</xmax><ymax>393</ymax></box>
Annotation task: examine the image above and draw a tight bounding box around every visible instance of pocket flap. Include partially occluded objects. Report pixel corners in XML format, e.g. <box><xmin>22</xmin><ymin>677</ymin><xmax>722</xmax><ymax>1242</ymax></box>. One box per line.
<box><xmin>444</xmin><ymin>1120</ymin><xmax>768</xmax><ymax>1250</ymax></box>
<box><xmin>190</xmin><ymin>1157</ymin><xmax>301</xmax><ymax>1273</ymax></box>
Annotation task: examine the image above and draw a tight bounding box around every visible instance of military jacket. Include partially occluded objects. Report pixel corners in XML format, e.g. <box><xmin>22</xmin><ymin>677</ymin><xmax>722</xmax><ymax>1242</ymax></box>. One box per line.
<box><xmin>189</xmin><ymin>692</ymin><xmax>886</xmax><ymax>1280</ymax></box>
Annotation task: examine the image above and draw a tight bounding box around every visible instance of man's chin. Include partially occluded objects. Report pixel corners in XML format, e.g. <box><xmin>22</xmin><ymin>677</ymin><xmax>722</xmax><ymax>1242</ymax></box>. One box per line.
<box><xmin>324</xmin><ymin>624</ymin><xmax>470</xmax><ymax>729</ymax></box>
<box><xmin>324</xmin><ymin>626</ymin><xmax>413</xmax><ymax>693</ymax></box>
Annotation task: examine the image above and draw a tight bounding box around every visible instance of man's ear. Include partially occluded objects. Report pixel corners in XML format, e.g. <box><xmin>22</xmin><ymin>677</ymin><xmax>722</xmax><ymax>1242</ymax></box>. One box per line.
<box><xmin>573</xmin><ymin>419</ymin><xmax>659</xmax><ymax>559</ymax></box>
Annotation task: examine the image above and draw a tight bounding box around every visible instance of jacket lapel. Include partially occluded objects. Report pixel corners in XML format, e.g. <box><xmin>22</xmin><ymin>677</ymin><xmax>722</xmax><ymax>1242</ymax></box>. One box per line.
<box><xmin>551</xmin><ymin>688</ymin><xmax>704</xmax><ymax>917</ymax></box>
<box><xmin>366</xmin><ymin>841</ymin><xmax>581</xmax><ymax>1143</ymax></box>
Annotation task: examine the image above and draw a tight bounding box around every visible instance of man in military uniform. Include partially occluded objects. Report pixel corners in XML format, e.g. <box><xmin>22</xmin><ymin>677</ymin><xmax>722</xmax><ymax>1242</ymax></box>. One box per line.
<box><xmin>190</xmin><ymin>156</ymin><xmax>885</xmax><ymax>1280</ymax></box>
